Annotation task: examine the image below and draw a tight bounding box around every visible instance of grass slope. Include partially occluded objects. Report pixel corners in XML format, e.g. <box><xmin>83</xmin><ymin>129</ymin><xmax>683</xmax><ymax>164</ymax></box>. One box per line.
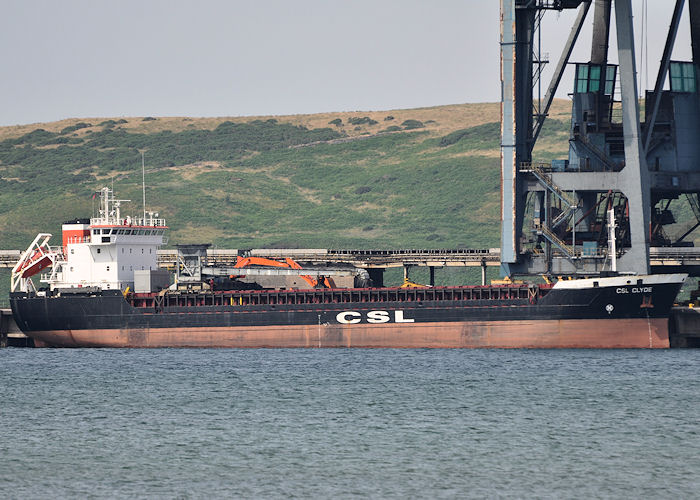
<box><xmin>0</xmin><ymin>101</ymin><xmax>572</xmax><ymax>252</ymax></box>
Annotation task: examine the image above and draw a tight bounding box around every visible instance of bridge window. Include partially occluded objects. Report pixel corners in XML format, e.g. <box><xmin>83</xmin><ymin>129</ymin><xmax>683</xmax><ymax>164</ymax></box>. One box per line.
<box><xmin>575</xmin><ymin>64</ymin><xmax>616</xmax><ymax>95</ymax></box>
<box><xmin>576</xmin><ymin>64</ymin><xmax>589</xmax><ymax>92</ymax></box>
<box><xmin>604</xmin><ymin>66</ymin><xmax>616</xmax><ymax>95</ymax></box>
<box><xmin>670</xmin><ymin>62</ymin><xmax>696</xmax><ymax>93</ymax></box>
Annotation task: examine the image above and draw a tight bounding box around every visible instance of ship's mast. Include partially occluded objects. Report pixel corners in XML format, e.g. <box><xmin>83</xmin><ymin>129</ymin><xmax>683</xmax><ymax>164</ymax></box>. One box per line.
<box><xmin>608</xmin><ymin>208</ymin><xmax>617</xmax><ymax>273</ymax></box>
<box><xmin>141</xmin><ymin>151</ymin><xmax>147</xmax><ymax>223</ymax></box>
<box><xmin>96</xmin><ymin>187</ymin><xmax>130</xmax><ymax>225</ymax></box>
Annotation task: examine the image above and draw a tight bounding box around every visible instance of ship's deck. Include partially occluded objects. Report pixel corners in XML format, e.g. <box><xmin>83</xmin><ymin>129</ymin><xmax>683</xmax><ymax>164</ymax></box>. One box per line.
<box><xmin>128</xmin><ymin>284</ymin><xmax>547</xmax><ymax>309</ymax></box>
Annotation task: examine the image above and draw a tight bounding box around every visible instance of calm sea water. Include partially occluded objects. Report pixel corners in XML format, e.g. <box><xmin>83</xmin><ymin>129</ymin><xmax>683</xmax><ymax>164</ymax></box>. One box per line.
<box><xmin>1</xmin><ymin>348</ymin><xmax>699</xmax><ymax>499</ymax></box>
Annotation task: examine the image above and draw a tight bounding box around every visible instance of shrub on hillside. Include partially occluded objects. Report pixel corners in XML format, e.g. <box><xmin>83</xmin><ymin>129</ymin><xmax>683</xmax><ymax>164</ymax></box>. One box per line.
<box><xmin>440</xmin><ymin>129</ymin><xmax>470</xmax><ymax>147</ymax></box>
<box><xmin>60</xmin><ymin>122</ymin><xmax>91</xmax><ymax>134</ymax></box>
<box><xmin>439</xmin><ymin>122</ymin><xmax>500</xmax><ymax>148</ymax></box>
<box><xmin>13</xmin><ymin>129</ymin><xmax>58</xmax><ymax>146</ymax></box>
<box><xmin>328</xmin><ymin>118</ymin><xmax>342</xmax><ymax>126</ymax></box>
<box><xmin>348</xmin><ymin>116</ymin><xmax>378</xmax><ymax>126</ymax></box>
<box><xmin>401</xmin><ymin>119</ymin><xmax>424</xmax><ymax>130</ymax></box>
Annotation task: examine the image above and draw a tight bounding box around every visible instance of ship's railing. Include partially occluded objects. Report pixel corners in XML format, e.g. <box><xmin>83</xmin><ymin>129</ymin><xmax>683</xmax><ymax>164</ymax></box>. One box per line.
<box><xmin>128</xmin><ymin>284</ymin><xmax>542</xmax><ymax>309</ymax></box>
<box><xmin>65</xmin><ymin>236</ymin><xmax>91</xmax><ymax>244</ymax></box>
<box><xmin>39</xmin><ymin>272</ymin><xmax>59</xmax><ymax>282</ymax></box>
<box><xmin>44</xmin><ymin>246</ymin><xmax>66</xmax><ymax>258</ymax></box>
<box><xmin>90</xmin><ymin>216</ymin><xmax>167</xmax><ymax>227</ymax></box>
<box><xmin>132</xmin><ymin>216</ymin><xmax>167</xmax><ymax>227</ymax></box>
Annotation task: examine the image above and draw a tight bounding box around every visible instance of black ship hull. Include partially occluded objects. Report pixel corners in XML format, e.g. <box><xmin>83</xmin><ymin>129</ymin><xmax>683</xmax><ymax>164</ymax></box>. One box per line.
<box><xmin>10</xmin><ymin>274</ymin><xmax>686</xmax><ymax>348</ymax></box>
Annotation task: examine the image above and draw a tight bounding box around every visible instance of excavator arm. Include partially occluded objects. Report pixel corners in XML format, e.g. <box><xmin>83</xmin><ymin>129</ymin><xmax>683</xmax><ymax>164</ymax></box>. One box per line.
<box><xmin>232</xmin><ymin>256</ymin><xmax>323</xmax><ymax>288</ymax></box>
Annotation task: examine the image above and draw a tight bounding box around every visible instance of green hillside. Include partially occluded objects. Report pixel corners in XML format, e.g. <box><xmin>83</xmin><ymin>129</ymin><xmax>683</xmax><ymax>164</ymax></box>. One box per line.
<box><xmin>4</xmin><ymin>101</ymin><xmax>700</xmax><ymax>300</ymax></box>
<box><xmin>0</xmin><ymin>102</ymin><xmax>572</xmax><ymax>253</ymax></box>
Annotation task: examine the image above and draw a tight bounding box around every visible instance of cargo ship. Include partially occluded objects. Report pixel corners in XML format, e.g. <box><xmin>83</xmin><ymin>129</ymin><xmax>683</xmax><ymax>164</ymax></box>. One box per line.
<box><xmin>10</xmin><ymin>187</ymin><xmax>687</xmax><ymax>348</ymax></box>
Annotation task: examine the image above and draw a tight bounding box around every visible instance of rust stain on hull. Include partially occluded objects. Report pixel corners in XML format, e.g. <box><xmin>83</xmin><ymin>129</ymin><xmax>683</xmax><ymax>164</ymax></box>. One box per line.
<box><xmin>32</xmin><ymin>318</ymin><xmax>670</xmax><ymax>348</ymax></box>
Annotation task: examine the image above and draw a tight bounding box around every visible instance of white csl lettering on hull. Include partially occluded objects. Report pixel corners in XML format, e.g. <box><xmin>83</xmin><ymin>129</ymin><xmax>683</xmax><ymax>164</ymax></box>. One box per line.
<box><xmin>336</xmin><ymin>311</ymin><xmax>361</xmax><ymax>324</ymax></box>
<box><xmin>336</xmin><ymin>310</ymin><xmax>415</xmax><ymax>324</ymax></box>
<box><xmin>394</xmin><ymin>311</ymin><xmax>414</xmax><ymax>323</ymax></box>
<box><xmin>367</xmin><ymin>311</ymin><xmax>391</xmax><ymax>323</ymax></box>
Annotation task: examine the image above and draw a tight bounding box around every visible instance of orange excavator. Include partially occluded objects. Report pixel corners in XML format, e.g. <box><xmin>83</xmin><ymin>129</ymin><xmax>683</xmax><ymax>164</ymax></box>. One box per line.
<box><xmin>232</xmin><ymin>256</ymin><xmax>334</xmax><ymax>288</ymax></box>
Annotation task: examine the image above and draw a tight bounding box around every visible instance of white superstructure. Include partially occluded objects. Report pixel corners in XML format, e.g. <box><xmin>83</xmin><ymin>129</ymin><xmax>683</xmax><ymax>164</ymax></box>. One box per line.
<box><xmin>12</xmin><ymin>187</ymin><xmax>167</xmax><ymax>292</ymax></box>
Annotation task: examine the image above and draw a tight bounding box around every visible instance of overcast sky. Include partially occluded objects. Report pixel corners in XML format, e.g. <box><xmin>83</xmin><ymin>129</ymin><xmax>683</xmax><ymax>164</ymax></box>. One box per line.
<box><xmin>0</xmin><ymin>1</ymin><xmax>693</xmax><ymax>126</ymax></box>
